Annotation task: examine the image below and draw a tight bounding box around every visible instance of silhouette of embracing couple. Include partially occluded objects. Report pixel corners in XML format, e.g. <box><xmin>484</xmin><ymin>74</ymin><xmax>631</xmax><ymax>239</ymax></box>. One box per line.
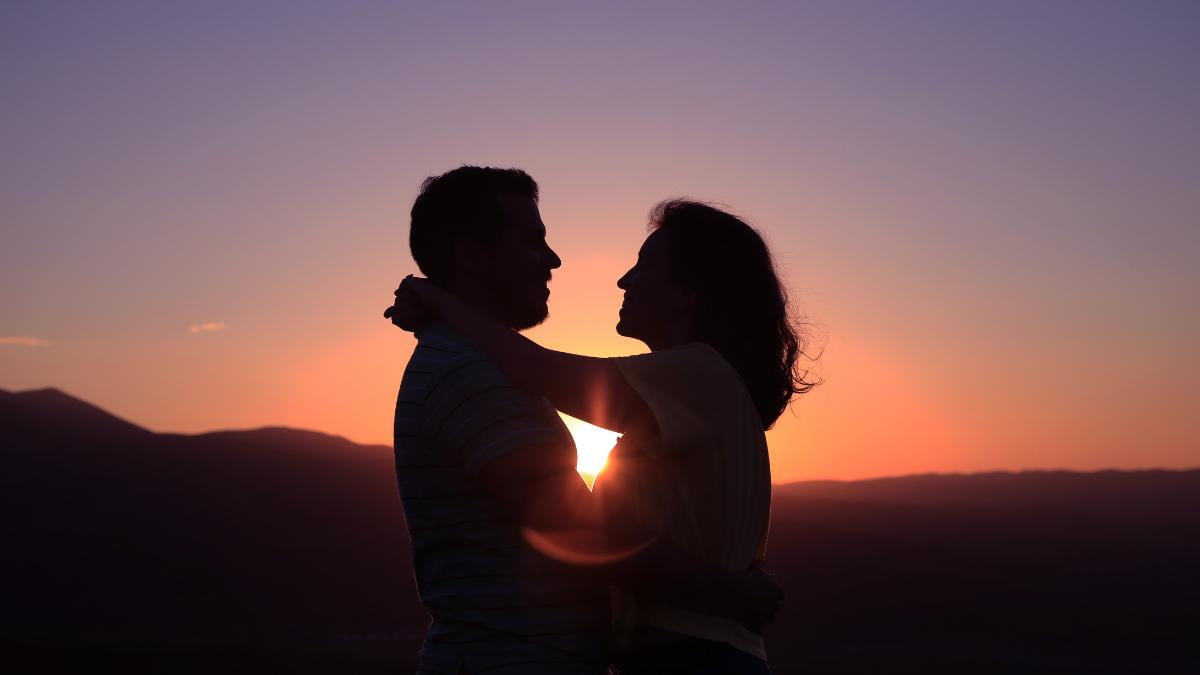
<box><xmin>384</xmin><ymin>166</ymin><xmax>814</xmax><ymax>674</ymax></box>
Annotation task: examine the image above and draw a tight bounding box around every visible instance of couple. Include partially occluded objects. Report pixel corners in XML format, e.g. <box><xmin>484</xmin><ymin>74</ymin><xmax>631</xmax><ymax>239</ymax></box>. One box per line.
<box><xmin>385</xmin><ymin>165</ymin><xmax>812</xmax><ymax>674</ymax></box>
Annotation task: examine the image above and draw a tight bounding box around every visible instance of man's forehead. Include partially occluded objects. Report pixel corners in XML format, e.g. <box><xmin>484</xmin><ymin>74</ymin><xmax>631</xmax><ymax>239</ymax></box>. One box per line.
<box><xmin>496</xmin><ymin>192</ymin><xmax>545</xmax><ymax>232</ymax></box>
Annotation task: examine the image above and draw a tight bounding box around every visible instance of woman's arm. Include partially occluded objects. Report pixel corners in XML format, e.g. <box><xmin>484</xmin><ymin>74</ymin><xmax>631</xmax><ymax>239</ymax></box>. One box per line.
<box><xmin>387</xmin><ymin>277</ymin><xmax>654</xmax><ymax>434</ymax></box>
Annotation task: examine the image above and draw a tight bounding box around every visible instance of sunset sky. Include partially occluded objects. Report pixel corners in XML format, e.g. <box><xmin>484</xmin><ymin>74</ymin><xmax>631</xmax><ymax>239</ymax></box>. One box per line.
<box><xmin>2</xmin><ymin>2</ymin><xmax>1197</xmax><ymax>482</ymax></box>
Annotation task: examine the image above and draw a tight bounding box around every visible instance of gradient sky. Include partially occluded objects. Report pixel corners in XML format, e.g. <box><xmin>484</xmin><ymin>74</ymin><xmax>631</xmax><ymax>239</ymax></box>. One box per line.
<box><xmin>3</xmin><ymin>1</ymin><xmax>1198</xmax><ymax>482</ymax></box>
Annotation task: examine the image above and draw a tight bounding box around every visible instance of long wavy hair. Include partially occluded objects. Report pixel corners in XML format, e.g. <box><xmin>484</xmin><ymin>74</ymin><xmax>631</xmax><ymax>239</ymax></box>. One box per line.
<box><xmin>650</xmin><ymin>199</ymin><xmax>816</xmax><ymax>429</ymax></box>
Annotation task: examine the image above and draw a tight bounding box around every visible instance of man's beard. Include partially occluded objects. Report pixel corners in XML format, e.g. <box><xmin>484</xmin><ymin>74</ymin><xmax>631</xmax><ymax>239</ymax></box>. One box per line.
<box><xmin>505</xmin><ymin>303</ymin><xmax>549</xmax><ymax>331</ymax></box>
<box><xmin>492</xmin><ymin>287</ymin><xmax>549</xmax><ymax>331</ymax></box>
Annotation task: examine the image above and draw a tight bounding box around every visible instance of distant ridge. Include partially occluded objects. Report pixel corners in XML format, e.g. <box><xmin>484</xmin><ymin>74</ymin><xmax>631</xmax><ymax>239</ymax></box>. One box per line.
<box><xmin>1</xmin><ymin>386</ymin><xmax>151</xmax><ymax>439</ymax></box>
<box><xmin>194</xmin><ymin>426</ymin><xmax>387</xmax><ymax>452</ymax></box>
<box><xmin>774</xmin><ymin>468</ymin><xmax>1200</xmax><ymax>520</ymax></box>
<box><xmin>0</xmin><ymin>388</ymin><xmax>387</xmax><ymax>451</ymax></box>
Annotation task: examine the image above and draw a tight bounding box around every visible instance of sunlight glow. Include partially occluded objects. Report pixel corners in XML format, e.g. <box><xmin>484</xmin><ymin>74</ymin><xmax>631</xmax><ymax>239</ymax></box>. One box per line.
<box><xmin>559</xmin><ymin>412</ymin><xmax>620</xmax><ymax>488</ymax></box>
<box><xmin>521</xmin><ymin>526</ymin><xmax>654</xmax><ymax>566</ymax></box>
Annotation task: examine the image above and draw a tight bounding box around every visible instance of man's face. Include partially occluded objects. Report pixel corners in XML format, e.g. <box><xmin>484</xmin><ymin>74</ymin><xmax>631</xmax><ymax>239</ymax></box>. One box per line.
<box><xmin>483</xmin><ymin>193</ymin><xmax>562</xmax><ymax>330</ymax></box>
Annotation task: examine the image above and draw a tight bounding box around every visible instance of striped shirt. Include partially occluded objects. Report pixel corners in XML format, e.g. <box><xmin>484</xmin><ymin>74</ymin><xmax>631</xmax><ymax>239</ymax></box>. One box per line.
<box><xmin>394</xmin><ymin>324</ymin><xmax>611</xmax><ymax>674</ymax></box>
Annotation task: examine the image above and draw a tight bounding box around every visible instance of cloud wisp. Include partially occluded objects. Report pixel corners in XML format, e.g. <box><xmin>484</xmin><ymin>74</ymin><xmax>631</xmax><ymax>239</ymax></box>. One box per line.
<box><xmin>189</xmin><ymin>322</ymin><xmax>228</xmax><ymax>334</ymax></box>
<box><xmin>0</xmin><ymin>336</ymin><xmax>50</xmax><ymax>347</ymax></box>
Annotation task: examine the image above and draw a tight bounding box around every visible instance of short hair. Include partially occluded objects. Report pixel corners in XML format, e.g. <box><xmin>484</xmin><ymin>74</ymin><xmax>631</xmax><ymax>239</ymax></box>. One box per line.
<box><xmin>650</xmin><ymin>199</ymin><xmax>816</xmax><ymax>428</ymax></box>
<box><xmin>409</xmin><ymin>166</ymin><xmax>539</xmax><ymax>284</ymax></box>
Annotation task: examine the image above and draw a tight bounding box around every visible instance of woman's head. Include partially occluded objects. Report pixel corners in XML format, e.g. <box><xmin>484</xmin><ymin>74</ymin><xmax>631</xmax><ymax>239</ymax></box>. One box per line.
<box><xmin>616</xmin><ymin>199</ymin><xmax>815</xmax><ymax>428</ymax></box>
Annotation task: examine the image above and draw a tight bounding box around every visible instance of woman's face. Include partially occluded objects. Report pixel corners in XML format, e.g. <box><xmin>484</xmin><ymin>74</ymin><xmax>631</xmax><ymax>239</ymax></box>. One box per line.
<box><xmin>616</xmin><ymin>229</ymin><xmax>696</xmax><ymax>349</ymax></box>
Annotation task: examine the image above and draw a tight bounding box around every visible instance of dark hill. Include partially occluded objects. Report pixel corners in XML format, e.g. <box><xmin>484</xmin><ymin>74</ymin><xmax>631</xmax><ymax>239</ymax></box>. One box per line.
<box><xmin>1</xmin><ymin>389</ymin><xmax>421</xmax><ymax>672</ymax></box>
<box><xmin>765</xmin><ymin>471</ymin><xmax>1200</xmax><ymax>673</ymax></box>
<box><xmin>2</xmin><ymin>389</ymin><xmax>1197</xmax><ymax>673</ymax></box>
<box><xmin>1</xmin><ymin>387</ymin><xmax>151</xmax><ymax>440</ymax></box>
<box><xmin>774</xmin><ymin>469</ymin><xmax>1200</xmax><ymax>521</ymax></box>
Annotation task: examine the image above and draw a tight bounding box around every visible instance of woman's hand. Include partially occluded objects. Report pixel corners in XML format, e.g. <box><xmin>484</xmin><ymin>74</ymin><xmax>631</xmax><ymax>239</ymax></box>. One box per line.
<box><xmin>383</xmin><ymin>276</ymin><xmax>443</xmax><ymax>333</ymax></box>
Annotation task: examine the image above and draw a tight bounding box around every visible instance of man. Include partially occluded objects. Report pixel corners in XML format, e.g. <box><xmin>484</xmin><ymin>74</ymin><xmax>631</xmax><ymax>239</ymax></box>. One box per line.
<box><xmin>389</xmin><ymin>166</ymin><xmax>776</xmax><ymax>674</ymax></box>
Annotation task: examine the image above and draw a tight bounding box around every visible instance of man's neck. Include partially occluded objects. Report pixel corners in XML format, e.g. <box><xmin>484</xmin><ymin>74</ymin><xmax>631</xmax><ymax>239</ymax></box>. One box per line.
<box><xmin>445</xmin><ymin>281</ymin><xmax>514</xmax><ymax>330</ymax></box>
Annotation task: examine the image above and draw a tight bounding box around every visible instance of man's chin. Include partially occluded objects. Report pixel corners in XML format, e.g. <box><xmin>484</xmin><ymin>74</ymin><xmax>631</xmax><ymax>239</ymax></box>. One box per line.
<box><xmin>509</xmin><ymin>305</ymin><xmax>550</xmax><ymax>332</ymax></box>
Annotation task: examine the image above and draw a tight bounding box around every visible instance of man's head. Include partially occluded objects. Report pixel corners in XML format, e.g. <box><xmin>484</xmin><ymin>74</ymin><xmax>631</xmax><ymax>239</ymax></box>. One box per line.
<box><xmin>409</xmin><ymin>166</ymin><xmax>561</xmax><ymax>330</ymax></box>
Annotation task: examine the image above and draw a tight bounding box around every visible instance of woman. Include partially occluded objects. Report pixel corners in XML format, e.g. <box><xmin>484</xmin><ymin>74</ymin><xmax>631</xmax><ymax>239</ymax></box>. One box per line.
<box><xmin>389</xmin><ymin>199</ymin><xmax>813</xmax><ymax>673</ymax></box>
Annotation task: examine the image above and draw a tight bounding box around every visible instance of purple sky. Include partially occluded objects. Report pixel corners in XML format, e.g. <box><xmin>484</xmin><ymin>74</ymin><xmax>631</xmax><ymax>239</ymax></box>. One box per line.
<box><xmin>2</xmin><ymin>1</ymin><xmax>1198</xmax><ymax>480</ymax></box>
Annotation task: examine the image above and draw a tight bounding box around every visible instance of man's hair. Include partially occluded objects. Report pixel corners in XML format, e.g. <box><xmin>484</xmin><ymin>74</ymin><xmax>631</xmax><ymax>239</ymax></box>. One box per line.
<box><xmin>409</xmin><ymin>165</ymin><xmax>539</xmax><ymax>284</ymax></box>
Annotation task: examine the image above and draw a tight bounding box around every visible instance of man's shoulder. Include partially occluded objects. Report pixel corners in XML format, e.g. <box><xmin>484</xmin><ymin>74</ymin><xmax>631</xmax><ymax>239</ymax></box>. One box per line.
<box><xmin>417</xmin><ymin>323</ymin><xmax>477</xmax><ymax>353</ymax></box>
<box><xmin>401</xmin><ymin>325</ymin><xmax>520</xmax><ymax>408</ymax></box>
<box><xmin>405</xmin><ymin>325</ymin><xmax>492</xmax><ymax>375</ymax></box>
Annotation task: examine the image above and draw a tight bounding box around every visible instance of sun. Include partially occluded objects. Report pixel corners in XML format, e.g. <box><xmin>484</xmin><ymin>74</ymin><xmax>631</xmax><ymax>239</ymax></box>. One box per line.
<box><xmin>558</xmin><ymin>412</ymin><xmax>621</xmax><ymax>488</ymax></box>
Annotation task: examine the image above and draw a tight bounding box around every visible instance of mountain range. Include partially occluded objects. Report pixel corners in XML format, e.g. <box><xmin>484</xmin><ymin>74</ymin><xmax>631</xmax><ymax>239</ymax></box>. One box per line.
<box><xmin>2</xmin><ymin>388</ymin><xmax>1196</xmax><ymax>673</ymax></box>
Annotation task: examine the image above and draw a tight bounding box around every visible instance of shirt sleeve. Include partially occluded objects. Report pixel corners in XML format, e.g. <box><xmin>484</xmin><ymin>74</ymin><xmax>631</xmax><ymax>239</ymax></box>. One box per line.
<box><xmin>422</xmin><ymin>353</ymin><xmax>566</xmax><ymax>475</ymax></box>
<box><xmin>611</xmin><ymin>343</ymin><xmax>732</xmax><ymax>455</ymax></box>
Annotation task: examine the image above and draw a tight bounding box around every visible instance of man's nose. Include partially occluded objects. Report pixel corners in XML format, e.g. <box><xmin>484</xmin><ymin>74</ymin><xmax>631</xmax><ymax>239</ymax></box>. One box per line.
<box><xmin>616</xmin><ymin>269</ymin><xmax>632</xmax><ymax>289</ymax></box>
<box><xmin>546</xmin><ymin>244</ymin><xmax>562</xmax><ymax>270</ymax></box>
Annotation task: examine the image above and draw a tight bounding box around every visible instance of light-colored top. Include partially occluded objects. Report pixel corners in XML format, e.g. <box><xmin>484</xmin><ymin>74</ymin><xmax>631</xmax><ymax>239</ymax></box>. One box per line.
<box><xmin>394</xmin><ymin>325</ymin><xmax>610</xmax><ymax>674</ymax></box>
<box><xmin>597</xmin><ymin>342</ymin><xmax>771</xmax><ymax>660</ymax></box>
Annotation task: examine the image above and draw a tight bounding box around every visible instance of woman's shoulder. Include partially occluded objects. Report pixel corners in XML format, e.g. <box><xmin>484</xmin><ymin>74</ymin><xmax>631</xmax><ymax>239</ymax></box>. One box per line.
<box><xmin>675</xmin><ymin>342</ymin><xmax>742</xmax><ymax>384</ymax></box>
<box><xmin>615</xmin><ymin>343</ymin><xmax>728</xmax><ymax>389</ymax></box>
<box><xmin>630</xmin><ymin>343</ymin><xmax>748</xmax><ymax>408</ymax></box>
<box><xmin>612</xmin><ymin>342</ymin><xmax>749</xmax><ymax>413</ymax></box>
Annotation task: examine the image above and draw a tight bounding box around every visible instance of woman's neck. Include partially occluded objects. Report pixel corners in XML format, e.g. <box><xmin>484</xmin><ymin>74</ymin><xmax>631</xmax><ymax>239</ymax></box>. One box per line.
<box><xmin>644</xmin><ymin>326</ymin><xmax>697</xmax><ymax>352</ymax></box>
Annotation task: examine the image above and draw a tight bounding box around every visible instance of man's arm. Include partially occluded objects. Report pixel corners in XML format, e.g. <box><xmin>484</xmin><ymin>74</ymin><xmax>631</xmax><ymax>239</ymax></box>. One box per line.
<box><xmin>479</xmin><ymin>441</ymin><xmax>602</xmax><ymax>530</ymax></box>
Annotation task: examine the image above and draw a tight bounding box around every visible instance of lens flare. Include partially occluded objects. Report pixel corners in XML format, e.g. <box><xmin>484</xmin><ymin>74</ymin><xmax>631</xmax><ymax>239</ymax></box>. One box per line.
<box><xmin>560</xmin><ymin>412</ymin><xmax>620</xmax><ymax>488</ymax></box>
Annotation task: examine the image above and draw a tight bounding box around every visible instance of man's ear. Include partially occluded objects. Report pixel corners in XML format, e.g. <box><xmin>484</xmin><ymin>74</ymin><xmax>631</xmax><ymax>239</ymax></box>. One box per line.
<box><xmin>680</xmin><ymin>287</ymin><xmax>700</xmax><ymax>311</ymax></box>
<box><xmin>451</xmin><ymin>238</ymin><xmax>493</xmax><ymax>281</ymax></box>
